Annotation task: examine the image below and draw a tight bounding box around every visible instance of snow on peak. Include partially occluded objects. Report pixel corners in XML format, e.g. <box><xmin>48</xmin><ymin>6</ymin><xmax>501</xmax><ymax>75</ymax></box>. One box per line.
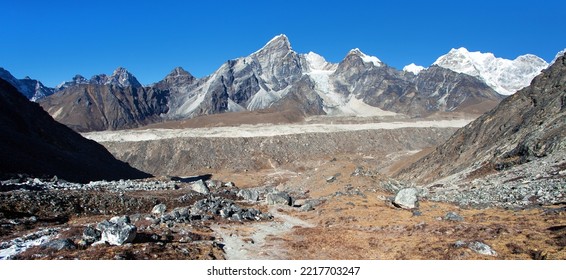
<box><xmin>348</xmin><ymin>48</ymin><xmax>382</xmax><ymax>67</ymax></box>
<box><xmin>304</xmin><ymin>52</ymin><xmax>337</xmax><ymax>72</ymax></box>
<box><xmin>403</xmin><ymin>63</ymin><xmax>426</xmax><ymax>75</ymax></box>
<box><xmin>256</xmin><ymin>34</ymin><xmax>292</xmax><ymax>53</ymax></box>
<box><xmin>551</xmin><ymin>48</ymin><xmax>566</xmax><ymax>64</ymax></box>
<box><xmin>434</xmin><ymin>47</ymin><xmax>548</xmax><ymax>95</ymax></box>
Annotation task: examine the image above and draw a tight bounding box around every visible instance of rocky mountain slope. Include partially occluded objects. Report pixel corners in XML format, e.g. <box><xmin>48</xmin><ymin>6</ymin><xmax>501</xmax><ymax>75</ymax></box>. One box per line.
<box><xmin>39</xmin><ymin>68</ymin><xmax>169</xmax><ymax>132</ymax></box>
<box><xmin>397</xmin><ymin>54</ymin><xmax>566</xmax><ymax>185</ymax></box>
<box><xmin>0</xmin><ymin>68</ymin><xmax>54</xmax><ymax>101</ymax></box>
<box><xmin>0</xmin><ymin>77</ymin><xmax>151</xmax><ymax>182</ymax></box>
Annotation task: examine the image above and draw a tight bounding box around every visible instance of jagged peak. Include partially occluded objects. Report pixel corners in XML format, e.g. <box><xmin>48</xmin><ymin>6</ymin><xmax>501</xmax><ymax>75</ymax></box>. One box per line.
<box><xmin>253</xmin><ymin>34</ymin><xmax>293</xmax><ymax>55</ymax></box>
<box><xmin>167</xmin><ymin>66</ymin><xmax>192</xmax><ymax>78</ymax></box>
<box><xmin>108</xmin><ymin>67</ymin><xmax>141</xmax><ymax>87</ymax></box>
<box><xmin>346</xmin><ymin>48</ymin><xmax>382</xmax><ymax>67</ymax></box>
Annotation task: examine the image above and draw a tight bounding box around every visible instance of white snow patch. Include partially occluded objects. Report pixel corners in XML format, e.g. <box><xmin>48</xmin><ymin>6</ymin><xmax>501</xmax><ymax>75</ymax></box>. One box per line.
<box><xmin>82</xmin><ymin>119</ymin><xmax>472</xmax><ymax>142</ymax></box>
<box><xmin>403</xmin><ymin>63</ymin><xmax>426</xmax><ymax>75</ymax></box>
<box><xmin>304</xmin><ymin>52</ymin><xmax>337</xmax><ymax>72</ymax></box>
<box><xmin>0</xmin><ymin>228</ymin><xmax>59</xmax><ymax>260</ymax></box>
<box><xmin>349</xmin><ymin>48</ymin><xmax>382</xmax><ymax>67</ymax></box>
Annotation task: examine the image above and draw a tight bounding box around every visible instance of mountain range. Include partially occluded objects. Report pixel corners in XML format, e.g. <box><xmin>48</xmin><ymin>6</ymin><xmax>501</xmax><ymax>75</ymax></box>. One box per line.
<box><xmin>1</xmin><ymin>35</ymin><xmax>560</xmax><ymax>132</ymax></box>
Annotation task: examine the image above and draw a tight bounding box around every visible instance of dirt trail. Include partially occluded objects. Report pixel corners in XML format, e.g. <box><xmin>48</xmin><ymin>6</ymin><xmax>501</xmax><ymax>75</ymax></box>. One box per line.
<box><xmin>211</xmin><ymin>206</ymin><xmax>314</xmax><ymax>260</ymax></box>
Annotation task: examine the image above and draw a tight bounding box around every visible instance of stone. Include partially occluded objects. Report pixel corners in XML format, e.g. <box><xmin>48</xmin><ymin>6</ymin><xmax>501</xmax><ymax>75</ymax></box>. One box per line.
<box><xmin>468</xmin><ymin>241</ymin><xmax>497</xmax><ymax>256</ymax></box>
<box><xmin>82</xmin><ymin>226</ymin><xmax>101</xmax><ymax>244</ymax></box>
<box><xmin>444</xmin><ymin>211</ymin><xmax>464</xmax><ymax>222</ymax></box>
<box><xmin>393</xmin><ymin>188</ymin><xmax>419</xmax><ymax>209</ymax></box>
<box><xmin>42</xmin><ymin>239</ymin><xmax>76</xmax><ymax>250</ymax></box>
<box><xmin>96</xmin><ymin>215</ymin><xmax>137</xmax><ymax>246</ymax></box>
<box><xmin>151</xmin><ymin>203</ymin><xmax>167</xmax><ymax>216</ymax></box>
<box><xmin>237</xmin><ymin>189</ymin><xmax>260</xmax><ymax>202</ymax></box>
<box><xmin>191</xmin><ymin>180</ymin><xmax>210</xmax><ymax>195</ymax></box>
<box><xmin>453</xmin><ymin>240</ymin><xmax>467</xmax><ymax>248</ymax></box>
<box><xmin>266</xmin><ymin>192</ymin><xmax>293</xmax><ymax>206</ymax></box>
<box><xmin>326</xmin><ymin>176</ymin><xmax>336</xmax><ymax>183</ymax></box>
<box><xmin>299</xmin><ymin>203</ymin><xmax>314</xmax><ymax>212</ymax></box>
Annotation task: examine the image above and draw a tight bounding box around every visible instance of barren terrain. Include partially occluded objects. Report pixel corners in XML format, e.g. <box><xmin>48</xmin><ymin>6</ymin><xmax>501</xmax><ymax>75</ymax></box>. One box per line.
<box><xmin>2</xmin><ymin>114</ymin><xmax>564</xmax><ymax>260</ymax></box>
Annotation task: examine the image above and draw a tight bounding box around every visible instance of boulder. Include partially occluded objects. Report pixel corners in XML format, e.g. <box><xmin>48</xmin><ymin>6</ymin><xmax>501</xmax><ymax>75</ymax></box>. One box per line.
<box><xmin>237</xmin><ymin>189</ymin><xmax>260</xmax><ymax>202</ymax></box>
<box><xmin>96</xmin><ymin>215</ymin><xmax>137</xmax><ymax>246</ymax></box>
<box><xmin>468</xmin><ymin>241</ymin><xmax>497</xmax><ymax>256</ymax></box>
<box><xmin>445</xmin><ymin>211</ymin><xmax>464</xmax><ymax>222</ymax></box>
<box><xmin>191</xmin><ymin>180</ymin><xmax>210</xmax><ymax>195</ymax></box>
<box><xmin>266</xmin><ymin>192</ymin><xmax>293</xmax><ymax>206</ymax></box>
<box><xmin>41</xmin><ymin>239</ymin><xmax>76</xmax><ymax>250</ymax></box>
<box><xmin>82</xmin><ymin>226</ymin><xmax>101</xmax><ymax>244</ymax></box>
<box><xmin>151</xmin><ymin>203</ymin><xmax>167</xmax><ymax>216</ymax></box>
<box><xmin>393</xmin><ymin>188</ymin><xmax>419</xmax><ymax>209</ymax></box>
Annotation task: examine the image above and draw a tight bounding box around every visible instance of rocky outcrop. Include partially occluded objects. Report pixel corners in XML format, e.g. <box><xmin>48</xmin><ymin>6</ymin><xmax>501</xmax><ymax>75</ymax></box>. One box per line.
<box><xmin>397</xmin><ymin>55</ymin><xmax>566</xmax><ymax>185</ymax></box>
<box><xmin>0</xmin><ymin>78</ymin><xmax>151</xmax><ymax>183</ymax></box>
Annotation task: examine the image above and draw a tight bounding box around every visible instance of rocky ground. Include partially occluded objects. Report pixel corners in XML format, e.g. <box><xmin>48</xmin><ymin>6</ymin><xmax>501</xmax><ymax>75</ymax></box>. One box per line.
<box><xmin>1</xmin><ymin>115</ymin><xmax>564</xmax><ymax>260</ymax></box>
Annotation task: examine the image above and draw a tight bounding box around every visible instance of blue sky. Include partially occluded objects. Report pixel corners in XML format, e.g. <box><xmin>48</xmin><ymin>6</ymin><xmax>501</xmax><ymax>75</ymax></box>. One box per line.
<box><xmin>2</xmin><ymin>0</ymin><xmax>565</xmax><ymax>87</ymax></box>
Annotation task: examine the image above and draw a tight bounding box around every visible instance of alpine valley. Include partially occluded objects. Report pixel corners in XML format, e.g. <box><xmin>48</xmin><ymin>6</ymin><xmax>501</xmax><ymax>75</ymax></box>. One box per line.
<box><xmin>0</xmin><ymin>35</ymin><xmax>565</xmax><ymax>260</ymax></box>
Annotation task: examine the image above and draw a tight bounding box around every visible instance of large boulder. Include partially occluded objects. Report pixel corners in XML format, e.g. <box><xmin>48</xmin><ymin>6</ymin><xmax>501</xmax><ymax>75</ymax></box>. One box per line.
<box><xmin>96</xmin><ymin>216</ymin><xmax>137</xmax><ymax>246</ymax></box>
<box><xmin>393</xmin><ymin>188</ymin><xmax>419</xmax><ymax>209</ymax></box>
<box><xmin>237</xmin><ymin>189</ymin><xmax>260</xmax><ymax>202</ymax></box>
<box><xmin>151</xmin><ymin>203</ymin><xmax>167</xmax><ymax>216</ymax></box>
<box><xmin>266</xmin><ymin>192</ymin><xmax>293</xmax><ymax>206</ymax></box>
<box><xmin>191</xmin><ymin>180</ymin><xmax>210</xmax><ymax>195</ymax></box>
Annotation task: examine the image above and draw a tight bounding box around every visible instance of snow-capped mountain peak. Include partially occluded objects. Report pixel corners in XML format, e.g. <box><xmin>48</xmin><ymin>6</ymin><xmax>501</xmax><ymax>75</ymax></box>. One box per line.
<box><xmin>403</xmin><ymin>63</ymin><xmax>426</xmax><ymax>75</ymax></box>
<box><xmin>347</xmin><ymin>48</ymin><xmax>382</xmax><ymax>67</ymax></box>
<box><xmin>253</xmin><ymin>34</ymin><xmax>292</xmax><ymax>56</ymax></box>
<box><xmin>434</xmin><ymin>47</ymin><xmax>548</xmax><ymax>95</ymax></box>
<box><xmin>303</xmin><ymin>51</ymin><xmax>337</xmax><ymax>72</ymax></box>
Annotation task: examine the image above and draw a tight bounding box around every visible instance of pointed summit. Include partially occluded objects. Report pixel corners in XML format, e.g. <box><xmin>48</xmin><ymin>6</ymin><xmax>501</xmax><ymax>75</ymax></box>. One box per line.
<box><xmin>253</xmin><ymin>34</ymin><xmax>293</xmax><ymax>57</ymax></box>
<box><xmin>345</xmin><ymin>48</ymin><xmax>382</xmax><ymax>67</ymax></box>
<box><xmin>159</xmin><ymin>66</ymin><xmax>195</xmax><ymax>87</ymax></box>
<box><xmin>107</xmin><ymin>67</ymin><xmax>142</xmax><ymax>88</ymax></box>
<box><xmin>264</xmin><ymin>34</ymin><xmax>291</xmax><ymax>49</ymax></box>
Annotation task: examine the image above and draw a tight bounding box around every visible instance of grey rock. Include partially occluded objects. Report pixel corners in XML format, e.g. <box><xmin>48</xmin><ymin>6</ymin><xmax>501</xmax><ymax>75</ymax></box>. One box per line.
<box><xmin>444</xmin><ymin>211</ymin><xmax>464</xmax><ymax>222</ymax></box>
<box><xmin>151</xmin><ymin>203</ymin><xmax>167</xmax><ymax>216</ymax></box>
<box><xmin>454</xmin><ymin>240</ymin><xmax>467</xmax><ymax>248</ymax></box>
<box><xmin>393</xmin><ymin>188</ymin><xmax>419</xmax><ymax>209</ymax></box>
<box><xmin>42</xmin><ymin>239</ymin><xmax>76</xmax><ymax>250</ymax></box>
<box><xmin>299</xmin><ymin>203</ymin><xmax>314</xmax><ymax>212</ymax></box>
<box><xmin>96</xmin><ymin>215</ymin><xmax>137</xmax><ymax>246</ymax></box>
<box><xmin>468</xmin><ymin>241</ymin><xmax>497</xmax><ymax>256</ymax></box>
<box><xmin>191</xmin><ymin>180</ymin><xmax>210</xmax><ymax>195</ymax></box>
<box><xmin>82</xmin><ymin>226</ymin><xmax>101</xmax><ymax>244</ymax></box>
<box><xmin>237</xmin><ymin>189</ymin><xmax>260</xmax><ymax>202</ymax></box>
<box><xmin>266</xmin><ymin>192</ymin><xmax>293</xmax><ymax>206</ymax></box>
